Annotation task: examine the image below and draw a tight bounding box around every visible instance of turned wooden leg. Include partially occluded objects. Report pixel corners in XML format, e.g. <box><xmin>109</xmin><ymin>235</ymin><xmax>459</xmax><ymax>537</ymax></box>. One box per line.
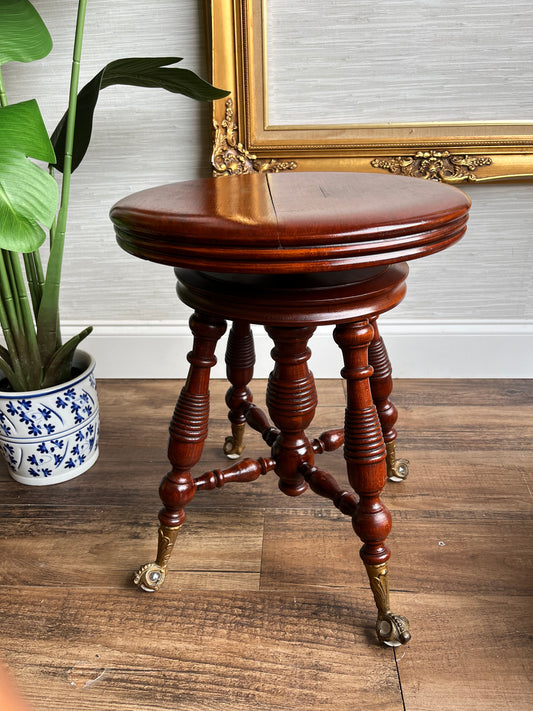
<box><xmin>133</xmin><ymin>312</ymin><xmax>227</xmax><ymax>592</ymax></box>
<box><xmin>265</xmin><ymin>325</ymin><xmax>317</xmax><ymax>497</ymax></box>
<box><xmin>223</xmin><ymin>320</ymin><xmax>255</xmax><ymax>459</ymax></box>
<box><xmin>368</xmin><ymin>317</ymin><xmax>409</xmax><ymax>482</ymax></box>
<box><xmin>334</xmin><ymin>320</ymin><xmax>410</xmax><ymax>646</ymax></box>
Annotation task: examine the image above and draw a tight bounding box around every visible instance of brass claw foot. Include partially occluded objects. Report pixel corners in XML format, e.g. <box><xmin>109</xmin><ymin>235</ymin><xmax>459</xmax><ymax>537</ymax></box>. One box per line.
<box><xmin>377</xmin><ymin>612</ymin><xmax>411</xmax><ymax>647</ymax></box>
<box><xmin>223</xmin><ymin>422</ymin><xmax>246</xmax><ymax>459</ymax></box>
<box><xmin>133</xmin><ymin>524</ymin><xmax>181</xmax><ymax>592</ymax></box>
<box><xmin>388</xmin><ymin>458</ymin><xmax>409</xmax><ymax>482</ymax></box>
<box><xmin>133</xmin><ymin>562</ymin><xmax>166</xmax><ymax>592</ymax></box>
<box><xmin>386</xmin><ymin>441</ymin><xmax>410</xmax><ymax>482</ymax></box>
<box><xmin>364</xmin><ymin>561</ymin><xmax>411</xmax><ymax>647</ymax></box>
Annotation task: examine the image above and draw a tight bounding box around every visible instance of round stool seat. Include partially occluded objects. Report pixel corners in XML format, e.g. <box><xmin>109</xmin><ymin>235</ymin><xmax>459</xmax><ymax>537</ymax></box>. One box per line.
<box><xmin>110</xmin><ymin>172</ymin><xmax>470</xmax><ymax>273</ymax></box>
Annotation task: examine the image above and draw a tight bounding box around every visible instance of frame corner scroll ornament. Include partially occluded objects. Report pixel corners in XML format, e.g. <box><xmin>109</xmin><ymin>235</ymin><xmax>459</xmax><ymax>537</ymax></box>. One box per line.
<box><xmin>212</xmin><ymin>98</ymin><xmax>298</xmax><ymax>176</ymax></box>
<box><xmin>371</xmin><ymin>150</ymin><xmax>493</xmax><ymax>184</ymax></box>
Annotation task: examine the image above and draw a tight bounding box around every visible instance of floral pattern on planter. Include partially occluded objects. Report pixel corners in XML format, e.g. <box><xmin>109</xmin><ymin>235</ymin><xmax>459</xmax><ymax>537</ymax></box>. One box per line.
<box><xmin>0</xmin><ymin>352</ymin><xmax>99</xmax><ymax>485</ymax></box>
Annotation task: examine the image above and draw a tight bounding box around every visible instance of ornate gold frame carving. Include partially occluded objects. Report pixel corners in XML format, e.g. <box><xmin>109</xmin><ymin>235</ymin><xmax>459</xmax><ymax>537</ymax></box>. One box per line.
<box><xmin>371</xmin><ymin>151</ymin><xmax>496</xmax><ymax>184</ymax></box>
<box><xmin>212</xmin><ymin>98</ymin><xmax>297</xmax><ymax>175</ymax></box>
<box><xmin>209</xmin><ymin>0</ymin><xmax>533</xmax><ymax>182</ymax></box>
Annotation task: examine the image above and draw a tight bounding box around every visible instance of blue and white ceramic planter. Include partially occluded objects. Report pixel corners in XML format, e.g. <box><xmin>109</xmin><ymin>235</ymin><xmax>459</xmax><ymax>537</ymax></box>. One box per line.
<box><xmin>0</xmin><ymin>350</ymin><xmax>99</xmax><ymax>486</ymax></box>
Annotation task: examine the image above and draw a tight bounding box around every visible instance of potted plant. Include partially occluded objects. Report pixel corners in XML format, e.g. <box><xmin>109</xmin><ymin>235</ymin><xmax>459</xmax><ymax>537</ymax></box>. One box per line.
<box><xmin>0</xmin><ymin>0</ymin><xmax>228</xmax><ymax>485</ymax></box>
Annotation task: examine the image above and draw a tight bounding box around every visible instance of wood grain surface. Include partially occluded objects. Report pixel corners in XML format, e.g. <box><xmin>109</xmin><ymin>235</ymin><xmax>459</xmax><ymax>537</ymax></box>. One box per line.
<box><xmin>0</xmin><ymin>378</ymin><xmax>531</xmax><ymax>710</ymax></box>
<box><xmin>111</xmin><ymin>172</ymin><xmax>470</xmax><ymax>273</ymax></box>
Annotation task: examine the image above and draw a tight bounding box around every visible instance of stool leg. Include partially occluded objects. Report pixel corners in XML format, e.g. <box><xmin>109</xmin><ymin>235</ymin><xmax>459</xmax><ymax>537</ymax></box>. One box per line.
<box><xmin>334</xmin><ymin>320</ymin><xmax>411</xmax><ymax>646</ymax></box>
<box><xmin>223</xmin><ymin>320</ymin><xmax>255</xmax><ymax>459</ymax></box>
<box><xmin>265</xmin><ymin>324</ymin><xmax>317</xmax><ymax>497</ymax></box>
<box><xmin>368</xmin><ymin>317</ymin><xmax>409</xmax><ymax>482</ymax></box>
<box><xmin>133</xmin><ymin>312</ymin><xmax>227</xmax><ymax>592</ymax></box>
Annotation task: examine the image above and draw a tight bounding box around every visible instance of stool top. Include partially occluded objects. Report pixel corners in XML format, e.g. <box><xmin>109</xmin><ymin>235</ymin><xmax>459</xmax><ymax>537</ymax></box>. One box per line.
<box><xmin>111</xmin><ymin>172</ymin><xmax>470</xmax><ymax>273</ymax></box>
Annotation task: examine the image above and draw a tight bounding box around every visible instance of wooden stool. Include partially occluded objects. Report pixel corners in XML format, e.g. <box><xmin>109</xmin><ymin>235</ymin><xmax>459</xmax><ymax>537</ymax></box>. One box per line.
<box><xmin>110</xmin><ymin>172</ymin><xmax>470</xmax><ymax>646</ymax></box>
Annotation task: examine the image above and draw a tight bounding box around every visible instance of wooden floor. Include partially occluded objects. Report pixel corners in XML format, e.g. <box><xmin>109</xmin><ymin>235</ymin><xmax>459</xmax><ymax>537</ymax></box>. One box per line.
<box><xmin>0</xmin><ymin>378</ymin><xmax>531</xmax><ymax>711</ymax></box>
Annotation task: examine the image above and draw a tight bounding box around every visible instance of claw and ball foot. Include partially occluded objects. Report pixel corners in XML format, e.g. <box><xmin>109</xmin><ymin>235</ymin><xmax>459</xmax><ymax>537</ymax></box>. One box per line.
<box><xmin>133</xmin><ymin>562</ymin><xmax>167</xmax><ymax>592</ymax></box>
<box><xmin>386</xmin><ymin>441</ymin><xmax>410</xmax><ymax>482</ymax></box>
<box><xmin>133</xmin><ymin>524</ymin><xmax>182</xmax><ymax>592</ymax></box>
<box><xmin>223</xmin><ymin>422</ymin><xmax>246</xmax><ymax>459</ymax></box>
<box><xmin>377</xmin><ymin>612</ymin><xmax>411</xmax><ymax>647</ymax></box>
<box><xmin>364</xmin><ymin>561</ymin><xmax>411</xmax><ymax>646</ymax></box>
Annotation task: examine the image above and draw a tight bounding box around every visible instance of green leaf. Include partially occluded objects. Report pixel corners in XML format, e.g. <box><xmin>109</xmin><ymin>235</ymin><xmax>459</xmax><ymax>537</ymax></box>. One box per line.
<box><xmin>99</xmin><ymin>57</ymin><xmax>231</xmax><ymax>100</ymax></box>
<box><xmin>50</xmin><ymin>57</ymin><xmax>230</xmax><ymax>173</ymax></box>
<box><xmin>41</xmin><ymin>326</ymin><xmax>92</xmax><ymax>388</ymax></box>
<box><xmin>0</xmin><ymin>0</ymin><xmax>53</xmax><ymax>66</ymax></box>
<box><xmin>0</xmin><ymin>100</ymin><xmax>59</xmax><ymax>252</ymax></box>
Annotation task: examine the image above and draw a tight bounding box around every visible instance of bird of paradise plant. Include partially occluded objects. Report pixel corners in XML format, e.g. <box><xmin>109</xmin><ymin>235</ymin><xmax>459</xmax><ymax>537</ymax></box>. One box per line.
<box><xmin>0</xmin><ymin>0</ymin><xmax>228</xmax><ymax>392</ymax></box>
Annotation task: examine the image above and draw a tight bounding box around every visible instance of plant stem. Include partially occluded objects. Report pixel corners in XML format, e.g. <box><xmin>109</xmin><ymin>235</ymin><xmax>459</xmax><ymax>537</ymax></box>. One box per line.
<box><xmin>23</xmin><ymin>253</ymin><xmax>41</xmax><ymax>315</ymax></box>
<box><xmin>37</xmin><ymin>0</ymin><xmax>88</xmax><ymax>365</ymax></box>
<box><xmin>4</xmin><ymin>251</ymin><xmax>23</xmax><ymax>327</ymax></box>
<box><xmin>33</xmin><ymin>249</ymin><xmax>45</xmax><ymax>287</ymax></box>
<box><xmin>8</xmin><ymin>254</ymin><xmax>41</xmax><ymax>388</ymax></box>
<box><xmin>0</xmin><ymin>255</ymin><xmax>24</xmax><ymax>387</ymax></box>
<box><xmin>0</xmin><ymin>297</ymin><xmax>25</xmax><ymax>390</ymax></box>
<box><xmin>0</xmin><ymin>252</ymin><xmax>20</xmax><ymax>344</ymax></box>
<box><xmin>0</xmin><ymin>252</ymin><xmax>39</xmax><ymax>390</ymax></box>
<box><xmin>58</xmin><ymin>0</ymin><xmax>87</xmax><ymax>230</ymax></box>
<box><xmin>0</xmin><ymin>68</ymin><xmax>7</xmax><ymax>107</ymax></box>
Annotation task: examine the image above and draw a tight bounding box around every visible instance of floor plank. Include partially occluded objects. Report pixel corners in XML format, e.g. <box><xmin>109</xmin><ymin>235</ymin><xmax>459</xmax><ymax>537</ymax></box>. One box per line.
<box><xmin>396</xmin><ymin>592</ymin><xmax>533</xmax><ymax>711</ymax></box>
<box><xmin>0</xmin><ymin>378</ymin><xmax>531</xmax><ymax>710</ymax></box>
<box><xmin>2</xmin><ymin>589</ymin><xmax>403</xmax><ymax>711</ymax></box>
<box><xmin>259</xmin><ymin>508</ymin><xmax>533</xmax><ymax>596</ymax></box>
<box><xmin>0</xmin><ymin>506</ymin><xmax>264</xmax><ymax>591</ymax></box>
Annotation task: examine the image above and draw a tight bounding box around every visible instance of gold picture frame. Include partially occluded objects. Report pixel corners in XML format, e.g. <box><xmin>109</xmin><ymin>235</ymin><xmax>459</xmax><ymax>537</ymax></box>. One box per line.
<box><xmin>209</xmin><ymin>0</ymin><xmax>533</xmax><ymax>183</ymax></box>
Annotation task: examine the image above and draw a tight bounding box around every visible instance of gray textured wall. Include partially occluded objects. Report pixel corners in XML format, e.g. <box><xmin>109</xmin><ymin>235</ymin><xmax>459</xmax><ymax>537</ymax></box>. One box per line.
<box><xmin>267</xmin><ymin>0</ymin><xmax>533</xmax><ymax>123</ymax></box>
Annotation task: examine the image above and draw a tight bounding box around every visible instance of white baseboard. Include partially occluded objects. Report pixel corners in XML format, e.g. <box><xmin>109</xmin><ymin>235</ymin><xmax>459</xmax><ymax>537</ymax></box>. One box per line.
<box><xmin>64</xmin><ymin>320</ymin><xmax>533</xmax><ymax>379</ymax></box>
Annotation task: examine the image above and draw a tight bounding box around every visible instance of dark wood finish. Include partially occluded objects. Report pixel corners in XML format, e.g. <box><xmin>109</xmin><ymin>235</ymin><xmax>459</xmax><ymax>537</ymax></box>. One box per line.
<box><xmin>369</xmin><ymin>317</ymin><xmax>397</xmax><ymax>446</ymax></box>
<box><xmin>194</xmin><ymin>456</ymin><xmax>276</xmax><ymax>491</ymax></box>
<box><xmin>159</xmin><ymin>312</ymin><xmax>226</xmax><ymax>529</ymax></box>
<box><xmin>111</xmin><ymin>172</ymin><xmax>470</xmax><ymax>273</ymax></box>
<box><xmin>265</xmin><ymin>324</ymin><xmax>317</xmax><ymax>496</ymax></box>
<box><xmin>109</xmin><ymin>172</ymin><xmax>472</xmax><ymax>644</ymax></box>
<box><xmin>225</xmin><ymin>320</ymin><xmax>255</xmax><ymax>426</ymax></box>
<box><xmin>300</xmin><ymin>462</ymin><xmax>358</xmax><ymax>516</ymax></box>
<box><xmin>312</xmin><ymin>427</ymin><xmax>345</xmax><ymax>453</ymax></box>
<box><xmin>162</xmin><ymin>263</ymin><xmax>413</xmax><ymax>640</ymax></box>
<box><xmin>223</xmin><ymin>320</ymin><xmax>255</xmax><ymax>457</ymax></box>
<box><xmin>174</xmin><ymin>264</ymin><xmax>408</xmax><ymax>326</ymax></box>
<box><xmin>334</xmin><ymin>320</ymin><xmax>411</xmax><ymax>644</ymax></box>
<box><xmin>245</xmin><ymin>403</ymin><xmax>280</xmax><ymax>446</ymax></box>
<box><xmin>333</xmin><ymin>321</ymin><xmax>390</xmax><ymax>567</ymax></box>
